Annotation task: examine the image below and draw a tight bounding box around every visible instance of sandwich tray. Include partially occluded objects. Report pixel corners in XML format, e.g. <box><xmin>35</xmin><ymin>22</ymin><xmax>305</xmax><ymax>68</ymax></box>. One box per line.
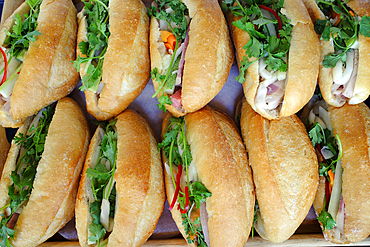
<box><xmin>2</xmin><ymin>0</ymin><xmax>370</xmax><ymax>246</ymax></box>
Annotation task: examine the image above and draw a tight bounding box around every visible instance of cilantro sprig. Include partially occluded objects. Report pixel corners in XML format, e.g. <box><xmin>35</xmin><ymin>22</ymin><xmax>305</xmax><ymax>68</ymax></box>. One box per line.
<box><xmin>148</xmin><ymin>0</ymin><xmax>189</xmax><ymax>111</ymax></box>
<box><xmin>4</xmin><ymin>0</ymin><xmax>42</xmax><ymax>62</ymax></box>
<box><xmin>159</xmin><ymin>116</ymin><xmax>211</xmax><ymax>246</ymax></box>
<box><xmin>86</xmin><ymin>120</ymin><xmax>117</xmax><ymax>246</ymax></box>
<box><xmin>223</xmin><ymin>0</ymin><xmax>291</xmax><ymax>83</ymax></box>
<box><xmin>314</xmin><ymin>0</ymin><xmax>370</xmax><ymax>68</ymax></box>
<box><xmin>0</xmin><ymin>105</ymin><xmax>54</xmax><ymax>247</ymax></box>
<box><xmin>73</xmin><ymin>0</ymin><xmax>110</xmax><ymax>92</ymax></box>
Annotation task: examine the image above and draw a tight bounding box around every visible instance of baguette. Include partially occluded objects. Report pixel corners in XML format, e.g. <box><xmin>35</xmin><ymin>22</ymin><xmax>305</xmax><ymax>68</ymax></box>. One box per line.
<box><xmin>149</xmin><ymin>0</ymin><xmax>234</xmax><ymax>117</ymax></box>
<box><xmin>301</xmin><ymin>0</ymin><xmax>370</xmax><ymax>107</ymax></box>
<box><xmin>75</xmin><ymin>109</ymin><xmax>165</xmax><ymax>246</ymax></box>
<box><xmin>223</xmin><ymin>0</ymin><xmax>320</xmax><ymax>119</ymax></box>
<box><xmin>161</xmin><ymin>106</ymin><xmax>255</xmax><ymax>246</ymax></box>
<box><xmin>240</xmin><ymin>98</ymin><xmax>318</xmax><ymax>243</ymax></box>
<box><xmin>76</xmin><ymin>0</ymin><xmax>150</xmax><ymax>121</ymax></box>
<box><xmin>0</xmin><ymin>97</ymin><xmax>90</xmax><ymax>247</ymax></box>
<box><xmin>301</xmin><ymin>98</ymin><xmax>370</xmax><ymax>243</ymax></box>
<box><xmin>0</xmin><ymin>0</ymin><xmax>79</xmax><ymax>126</ymax></box>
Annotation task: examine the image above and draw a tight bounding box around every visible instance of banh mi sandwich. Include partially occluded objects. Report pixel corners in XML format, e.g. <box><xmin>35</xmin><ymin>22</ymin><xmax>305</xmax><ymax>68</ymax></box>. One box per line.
<box><xmin>222</xmin><ymin>0</ymin><xmax>320</xmax><ymax>120</ymax></box>
<box><xmin>301</xmin><ymin>0</ymin><xmax>370</xmax><ymax>107</ymax></box>
<box><xmin>160</xmin><ymin>106</ymin><xmax>255</xmax><ymax>246</ymax></box>
<box><xmin>74</xmin><ymin>0</ymin><xmax>150</xmax><ymax>121</ymax></box>
<box><xmin>239</xmin><ymin>98</ymin><xmax>318</xmax><ymax>243</ymax></box>
<box><xmin>0</xmin><ymin>97</ymin><xmax>90</xmax><ymax>247</ymax></box>
<box><xmin>0</xmin><ymin>0</ymin><xmax>79</xmax><ymax>127</ymax></box>
<box><xmin>75</xmin><ymin>109</ymin><xmax>165</xmax><ymax>247</ymax></box>
<box><xmin>300</xmin><ymin>95</ymin><xmax>370</xmax><ymax>243</ymax></box>
<box><xmin>149</xmin><ymin>0</ymin><xmax>234</xmax><ymax>117</ymax></box>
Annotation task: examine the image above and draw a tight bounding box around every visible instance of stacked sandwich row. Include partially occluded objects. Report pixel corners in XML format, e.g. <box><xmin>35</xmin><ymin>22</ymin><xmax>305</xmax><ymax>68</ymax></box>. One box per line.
<box><xmin>0</xmin><ymin>0</ymin><xmax>369</xmax><ymax>246</ymax></box>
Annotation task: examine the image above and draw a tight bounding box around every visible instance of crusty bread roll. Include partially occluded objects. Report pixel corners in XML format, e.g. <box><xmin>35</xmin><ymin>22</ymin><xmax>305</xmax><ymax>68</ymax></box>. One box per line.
<box><xmin>240</xmin><ymin>98</ymin><xmax>318</xmax><ymax>243</ymax></box>
<box><xmin>0</xmin><ymin>125</ymin><xmax>9</xmax><ymax>175</ymax></box>
<box><xmin>150</xmin><ymin>0</ymin><xmax>234</xmax><ymax>117</ymax></box>
<box><xmin>0</xmin><ymin>97</ymin><xmax>91</xmax><ymax>247</ymax></box>
<box><xmin>0</xmin><ymin>0</ymin><xmax>79</xmax><ymax>126</ymax></box>
<box><xmin>225</xmin><ymin>0</ymin><xmax>320</xmax><ymax>120</ymax></box>
<box><xmin>76</xmin><ymin>109</ymin><xmax>165</xmax><ymax>246</ymax></box>
<box><xmin>301</xmin><ymin>0</ymin><xmax>370</xmax><ymax>107</ymax></box>
<box><xmin>311</xmin><ymin>102</ymin><xmax>370</xmax><ymax>243</ymax></box>
<box><xmin>77</xmin><ymin>0</ymin><xmax>150</xmax><ymax>121</ymax></box>
<box><xmin>0</xmin><ymin>0</ymin><xmax>24</xmax><ymax>26</ymax></box>
<box><xmin>161</xmin><ymin>106</ymin><xmax>255</xmax><ymax>246</ymax></box>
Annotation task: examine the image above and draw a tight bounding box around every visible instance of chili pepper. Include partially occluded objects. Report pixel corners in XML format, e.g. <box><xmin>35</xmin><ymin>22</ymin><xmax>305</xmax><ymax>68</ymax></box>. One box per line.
<box><xmin>180</xmin><ymin>186</ymin><xmax>190</xmax><ymax>214</ymax></box>
<box><xmin>259</xmin><ymin>5</ymin><xmax>282</xmax><ymax>38</ymax></box>
<box><xmin>325</xmin><ymin>178</ymin><xmax>330</xmax><ymax>209</ymax></box>
<box><xmin>169</xmin><ymin>163</ymin><xmax>183</xmax><ymax>210</ymax></box>
<box><xmin>0</xmin><ymin>47</ymin><xmax>8</xmax><ymax>86</ymax></box>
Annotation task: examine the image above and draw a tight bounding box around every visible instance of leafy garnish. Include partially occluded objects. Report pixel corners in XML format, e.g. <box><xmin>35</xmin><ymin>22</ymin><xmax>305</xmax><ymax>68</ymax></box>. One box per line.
<box><xmin>314</xmin><ymin>0</ymin><xmax>370</xmax><ymax>68</ymax></box>
<box><xmin>317</xmin><ymin>207</ymin><xmax>336</xmax><ymax>230</ymax></box>
<box><xmin>73</xmin><ymin>0</ymin><xmax>110</xmax><ymax>92</ymax></box>
<box><xmin>223</xmin><ymin>0</ymin><xmax>292</xmax><ymax>83</ymax></box>
<box><xmin>0</xmin><ymin>105</ymin><xmax>54</xmax><ymax>246</ymax></box>
<box><xmin>309</xmin><ymin>123</ymin><xmax>326</xmax><ymax>147</ymax></box>
<box><xmin>159</xmin><ymin>116</ymin><xmax>211</xmax><ymax>245</ymax></box>
<box><xmin>148</xmin><ymin>0</ymin><xmax>189</xmax><ymax>111</ymax></box>
<box><xmin>4</xmin><ymin>0</ymin><xmax>42</xmax><ymax>61</ymax></box>
<box><xmin>86</xmin><ymin>120</ymin><xmax>117</xmax><ymax>246</ymax></box>
<box><xmin>251</xmin><ymin>200</ymin><xmax>259</xmax><ymax>238</ymax></box>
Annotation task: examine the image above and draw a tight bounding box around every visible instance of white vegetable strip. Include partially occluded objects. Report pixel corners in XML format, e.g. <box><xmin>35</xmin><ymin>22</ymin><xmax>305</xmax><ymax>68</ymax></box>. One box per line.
<box><xmin>200</xmin><ymin>202</ymin><xmax>210</xmax><ymax>247</ymax></box>
<box><xmin>328</xmin><ymin>160</ymin><xmax>343</xmax><ymax>220</ymax></box>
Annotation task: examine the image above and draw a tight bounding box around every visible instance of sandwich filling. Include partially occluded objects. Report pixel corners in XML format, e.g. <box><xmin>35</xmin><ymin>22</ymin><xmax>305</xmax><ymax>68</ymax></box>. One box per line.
<box><xmin>149</xmin><ymin>0</ymin><xmax>190</xmax><ymax>112</ymax></box>
<box><xmin>222</xmin><ymin>0</ymin><xmax>292</xmax><ymax>117</ymax></box>
<box><xmin>0</xmin><ymin>105</ymin><xmax>54</xmax><ymax>246</ymax></box>
<box><xmin>301</xmin><ymin>95</ymin><xmax>344</xmax><ymax>239</ymax></box>
<box><xmin>160</xmin><ymin>116</ymin><xmax>212</xmax><ymax>247</ymax></box>
<box><xmin>86</xmin><ymin>121</ymin><xmax>117</xmax><ymax>246</ymax></box>
<box><xmin>73</xmin><ymin>0</ymin><xmax>110</xmax><ymax>95</ymax></box>
<box><xmin>313</xmin><ymin>0</ymin><xmax>370</xmax><ymax>105</ymax></box>
<box><xmin>0</xmin><ymin>0</ymin><xmax>42</xmax><ymax>113</ymax></box>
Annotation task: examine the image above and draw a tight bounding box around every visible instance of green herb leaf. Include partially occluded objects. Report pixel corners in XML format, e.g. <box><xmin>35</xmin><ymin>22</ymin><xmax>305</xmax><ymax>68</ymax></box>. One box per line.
<box><xmin>317</xmin><ymin>209</ymin><xmax>336</xmax><ymax>230</ymax></box>
<box><xmin>360</xmin><ymin>16</ymin><xmax>370</xmax><ymax>37</ymax></box>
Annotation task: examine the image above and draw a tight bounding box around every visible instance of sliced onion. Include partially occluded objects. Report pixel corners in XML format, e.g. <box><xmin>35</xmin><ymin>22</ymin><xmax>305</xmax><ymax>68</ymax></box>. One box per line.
<box><xmin>314</xmin><ymin>116</ymin><xmax>327</xmax><ymax>129</ymax></box>
<box><xmin>199</xmin><ymin>202</ymin><xmax>210</xmax><ymax>247</ymax></box>
<box><xmin>321</xmin><ymin>146</ymin><xmax>334</xmax><ymax>159</ymax></box>
<box><xmin>308</xmin><ymin>110</ymin><xmax>316</xmax><ymax>125</ymax></box>
<box><xmin>342</xmin><ymin>49</ymin><xmax>358</xmax><ymax>98</ymax></box>
<box><xmin>300</xmin><ymin>95</ymin><xmax>319</xmax><ymax>122</ymax></box>
<box><xmin>255</xmin><ymin>211</ymin><xmax>267</xmax><ymax>238</ymax></box>
<box><xmin>96</xmin><ymin>82</ymin><xmax>105</xmax><ymax>95</ymax></box>
<box><xmin>334</xmin><ymin>50</ymin><xmax>354</xmax><ymax>85</ymax></box>
<box><xmin>176</xmin><ymin>29</ymin><xmax>190</xmax><ymax>86</ymax></box>
<box><xmin>332</xmin><ymin>59</ymin><xmax>343</xmax><ymax>84</ymax></box>
<box><xmin>100</xmin><ymin>198</ymin><xmax>110</xmax><ymax>231</ymax></box>
<box><xmin>328</xmin><ymin>160</ymin><xmax>343</xmax><ymax>220</ymax></box>
<box><xmin>259</xmin><ymin>57</ymin><xmax>276</xmax><ymax>80</ymax></box>
<box><xmin>319</xmin><ymin>106</ymin><xmax>332</xmax><ymax>131</ymax></box>
<box><xmin>336</xmin><ymin>195</ymin><xmax>345</xmax><ymax>235</ymax></box>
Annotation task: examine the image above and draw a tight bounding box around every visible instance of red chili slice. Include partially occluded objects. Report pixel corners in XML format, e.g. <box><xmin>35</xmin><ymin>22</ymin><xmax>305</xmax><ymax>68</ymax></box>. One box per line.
<box><xmin>259</xmin><ymin>5</ymin><xmax>283</xmax><ymax>38</ymax></box>
<box><xmin>180</xmin><ymin>186</ymin><xmax>190</xmax><ymax>214</ymax></box>
<box><xmin>0</xmin><ymin>47</ymin><xmax>8</xmax><ymax>86</ymax></box>
<box><xmin>169</xmin><ymin>164</ymin><xmax>183</xmax><ymax>210</ymax></box>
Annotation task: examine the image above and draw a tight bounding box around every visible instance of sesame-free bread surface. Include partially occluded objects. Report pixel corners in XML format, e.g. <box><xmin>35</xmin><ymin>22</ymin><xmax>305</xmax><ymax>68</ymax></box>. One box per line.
<box><xmin>150</xmin><ymin>0</ymin><xmax>234</xmax><ymax>117</ymax></box>
<box><xmin>162</xmin><ymin>106</ymin><xmax>255</xmax><ymax>246</ymax></box>
<box><xmin>0</xmin><ymin>97</ymin><xmax>91</xmax><ymax>247</ymax></box>
<box><xmin>77</xmin><ymin>0</ymin><xmax>150</xmax><ymax>121</ymax></box>
<box><xmin>76</xmin><ymin>109</ymin><xmax>165</xmax><ymax>246</ymax></box>
<box><xmin>225</xmin><ymin>0</ymin><xmax>319</xmax><ymax>119</ymax></box>
<box><xmin>240</xmin><ymin>98</ymin><xmax>318</xmax><ymax>243</ymax></box>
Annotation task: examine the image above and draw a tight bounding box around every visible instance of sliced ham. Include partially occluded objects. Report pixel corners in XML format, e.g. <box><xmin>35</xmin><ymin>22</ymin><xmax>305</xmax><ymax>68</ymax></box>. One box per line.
<box><xmin>170</xmin><ymin>89</ymin><xmax>182</xmax><ymax>108</ymax></box>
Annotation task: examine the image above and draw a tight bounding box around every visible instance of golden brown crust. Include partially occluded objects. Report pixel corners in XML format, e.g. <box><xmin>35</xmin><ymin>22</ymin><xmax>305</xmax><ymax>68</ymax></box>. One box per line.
<box><xmin>226</xmin><ymin>0</ymin><xmax>319</xmax><ymax>119</ymax></box>
<box><xmin>162</xmin><ymin>106</ymin><xmax>254</xmax><ymax>246</ymax></box>
<box><xmin>325</xmin><ymin>103</ymin><xmax>370</xmax><ymax>243</ymax></box>
<box><xmin>76</xmin><ymin>109</ymin><xmax>165</xmax><ymax>246</ymax></box>
<box><xmin>240</xmin><ymin>98</ymin><xmax>318</xmax><ymax>243</ymax></box>
<box><xmin>9</xmin><ymin>0</ymin><xmax>79</xmax><ymax>121</ymax></box>
<box><xmin>0</xmin><ymin>97</ymin><xmax>90</xmax><ymax>247</ymax></box>
<box><xmin>78</xmin><ymin>0</ymin><xmax>150</xmax><ymax>121</ymax></box>
<box><xmin>302</xmin><ymin>0</ymin><xmax>370</xmax><ymax>107</ymax></box>
<box><xmin>0</xmin><ymin>125</ymin><xmax>9</xmax><ymax>175</ymax></box>
<box><xmin>150</xmin><ymin>0</ymin><xmax>233</xmax><ymax>117</ymax></box>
